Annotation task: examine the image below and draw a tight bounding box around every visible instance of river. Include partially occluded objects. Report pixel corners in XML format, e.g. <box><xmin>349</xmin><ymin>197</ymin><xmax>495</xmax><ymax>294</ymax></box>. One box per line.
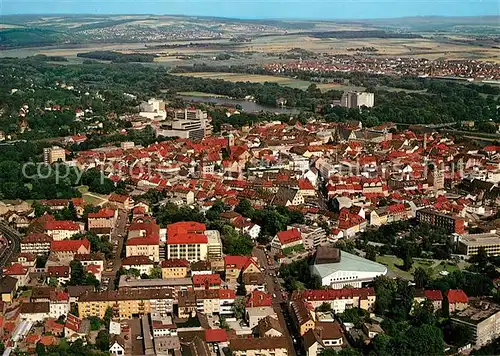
<box><xmin>178</xmin><ymin>95</ymin><xmax>302</xmax><ymax>114</ymax></box>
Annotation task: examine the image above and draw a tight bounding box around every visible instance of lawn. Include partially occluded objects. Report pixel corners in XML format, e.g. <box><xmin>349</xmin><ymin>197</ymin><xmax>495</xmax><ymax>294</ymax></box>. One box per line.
<box><xmin>76</xmin><ymin>185</ymin><xmax>109</xmax><ymax>206</ymax></box>
<box><xmin>173</xmin><ymin>72</ymin><xmax>365</xmax><ymax>92</ymax></box>
<box><xmin>376</xmin><ymin>255</ymin><xmax>460</xmax><ymax>281</ymax></box>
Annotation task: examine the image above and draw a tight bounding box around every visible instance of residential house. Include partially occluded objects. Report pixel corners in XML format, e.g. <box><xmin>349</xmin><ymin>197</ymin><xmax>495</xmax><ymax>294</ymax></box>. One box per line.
<box><xmin>121</xmin><ymin>255</ymin><xmax>155</xmax><ymax>275</ymax></box>
<box><xmin>88</xmin><ymin>208</ymin><xmax>117</xmax><ymax>236</ymax></box>
<box><xmin>50</xmin><ymin>239</ymin><xmax>91</xmax><ymax>262</ymax></box>
<box><xmin>109</xmin><ymin>335</ymin><xmax>126</xmax><ymax>356</ymax></box>
<box><xmin>246</xmin><ymin>291</ymin><xmax>277</xmax><ymax>328</ymax></box>
<box><xmin>65</xmin><ymin>313</ymin><xmax>90</xmax><ymax>342</ymax></box>
<box><xmin>447</xmin><ymin>289</ymin><xmax>469</xmax><ymax>313</ymax></box>
<box><xmin>126</xmin><ymin>220</ymin><xmax>161</xmax><ymax>262</ymax></box>
<box><xmin>49</xmin><ymin>290</ymin><xmax>70</xmax><ymax>319</ymax></box>
<box><xmin>230</xmin><ymin>337</ymin><xmax>289</xmax><ymax>356</ymax></box>
<box><xmin>291</xmin><ymin>300</ymin><xmax>315</xmax><ymax>336</ymax></box>
<box><xmin>271</xmin><ymin>228</ymin><xmax>303</xmax><ymax>254</ymax></box>
<box><xmin>2</xmin><ymin>263</ymin><xmax>29</xmax><ymax>288</ymax></box>
<box><xmin>192</xmin><ymin>274</ymin><xmax>221</xmax><ymax>290</ymax></box>
<box><xmin>257</xmin><ymin>316</ymin><xmax>284</xmax><ymax>337</ymax></box>
<box><xmin>0</xmin><ymin>276</ymin><xmax>17</xmax><ymax>302</ymax></box>
<box><xmin>47</xmin><ymin>266</ymin><xmax>71</xmax><ymax>285</ymax></box>
<box><xmin>20</xmin><ymin>302</ymin><xmax>50</xmax><ymax>322</ymax></box>
<box><xmin>108</xmin><ymin>194</ymin><xmax>134</xmax><ymax>210</ymax></box>
<box><xmin>161</xmin><ymin>259</ymin><xmax>189</xmax><ymax>279</ymax></box>
<box><xmin>45</xmin><ymin>220</ymin><xmax>81</xmax><ymax>241</ymax></box>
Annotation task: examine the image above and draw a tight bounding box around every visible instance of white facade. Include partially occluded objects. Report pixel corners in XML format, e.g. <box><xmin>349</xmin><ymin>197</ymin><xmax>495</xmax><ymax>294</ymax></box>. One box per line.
<box><xmin>50</xmin><ymin>301</ymin><xmax>70</xmax><ymax>319</ymax></box>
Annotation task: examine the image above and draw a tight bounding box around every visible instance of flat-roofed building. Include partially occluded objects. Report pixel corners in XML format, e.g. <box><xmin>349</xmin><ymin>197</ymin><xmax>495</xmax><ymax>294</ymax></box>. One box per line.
<box><xmin>416</xmin><ymin>209</ymin><xmax>465</xmax><ymax>234</ymax></box>
<box><xmin>457</xmin><ymin>232</ymin><xmax>500</xmax><ymax>256</ymax></box>
<box><xmin>451</xmin><ymin>299</ymin><xmax>500</xmax><ymax>347</ymax></box>
<box><xmin>78</xmin><ymin>289</ymin><xmax>174</xmax><ymax>320</ymax></box>
<box><xmin>311</xmin><ymin>246</ymin><xmax>387</xmax><ymax>289</ymax></box>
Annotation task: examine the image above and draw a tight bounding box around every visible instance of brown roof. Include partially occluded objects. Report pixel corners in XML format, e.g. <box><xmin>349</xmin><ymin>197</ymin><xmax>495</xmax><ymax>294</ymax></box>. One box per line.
<box><xmin>122</xmin><ymin>255</ymin><xmax>154</xmax><ymax>266</ymax></box>
<box><xmin>315</xmin><ymin>246</ymin><xmax>341</xmax><ymax>264</ymax></box>
<box><xmin>303</xmin><ymin>329</ymin><xmax>322</xmax><ymax>349</ymax></box>
<box><xmin>31</xmin><ymin>287</ymin><xmax>56</xmax><ymax>301</ymax></box>
<box><xmin>315</xmin><ymin>321</ymin><xmax>344</xmax><ymax>341</ymax></box>
<box><xmin>230</xmin><ymin>337</ymin><xmax>288</xmax><ymax>351</ymax></box>
<box><xmin>291</xmin><ymin>300</ymin><xmax>312</xmax><ymax>325</ymax></box>
<box><xmin>67</xmin><ymin>285</ymin><xmax>95</xmax><ymax>297</ymax></box>
<box><xmin>257</xmin><ymin>316</ymin><xmax>283</xmax><ymax>336</ymax></box>
<box><xmin>243</xmin><ymin>272</ymin><xmax>265</xmax><ymax>285</ymax></box>
<box><xmin>20</xmin><ymin>302</ymin><xmax>50</xmax><ymax>314</ymax></box>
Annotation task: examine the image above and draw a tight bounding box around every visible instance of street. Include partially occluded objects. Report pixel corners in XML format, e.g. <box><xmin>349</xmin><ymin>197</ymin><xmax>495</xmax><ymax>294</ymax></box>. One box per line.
<box><xmin>252</xmin><ymin>247</ymin><xmax>298</xmax><ymax>356</ymax></box>
<box><xmin>102</xmin><ymin>209</ymin><xmax>128</xmax><ymax>290</ymax></box>
<box><xmin>0</xmin><ymin>222</ymin><xmax>22</xmax><ymax>270</ymax></box>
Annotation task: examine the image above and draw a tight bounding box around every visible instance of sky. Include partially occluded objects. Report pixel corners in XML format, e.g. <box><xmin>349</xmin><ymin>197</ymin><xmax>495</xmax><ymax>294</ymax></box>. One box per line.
<box><xmin>0</xmin><ymin>0</ymin><xmax>498</xmax><ymax>19</ymax></box>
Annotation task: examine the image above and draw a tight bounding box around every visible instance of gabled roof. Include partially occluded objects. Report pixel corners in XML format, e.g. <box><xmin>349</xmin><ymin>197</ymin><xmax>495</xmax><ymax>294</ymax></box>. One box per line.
<box><xmin>276</xmin><ymin>228</ymin><xmax>302</xmax><ymax>245</ymax></box>
<box><xmin>446</xmin><ymin>289</ymin><xmax>468</xmax><ymax>304</ymax></box>
<box><xmin>51</xmin><ymin>238</ymin><xmax>90</xmax><ymax>252</ymax></box>
<box><xmin>424</xmin><ymin>289</ymin><xmax>443</xmax><ymax>301</ymax></box>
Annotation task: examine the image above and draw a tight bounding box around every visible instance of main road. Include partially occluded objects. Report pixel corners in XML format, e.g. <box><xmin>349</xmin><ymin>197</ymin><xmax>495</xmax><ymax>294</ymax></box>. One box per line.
<box><xmin>102</xmin><ymin>209</ymin><xmax>128</xmax><ymax>290</ymax></box>
<box><xmin>252</xmin><ymin>247</ymin><xmax>300</xmax><ymax>356</ymax></box>
<box><xmin>0</xmin><ymin>222</ymin><xmax>22</xmax><ymax>270</ymax></box>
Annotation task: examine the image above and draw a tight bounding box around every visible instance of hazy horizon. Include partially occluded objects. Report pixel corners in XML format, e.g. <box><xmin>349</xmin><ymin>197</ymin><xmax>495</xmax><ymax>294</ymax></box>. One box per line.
<box><xmin>0</xmin><ymin>0</ymin><xmax>499</xmax><ymax>20</ymax></box>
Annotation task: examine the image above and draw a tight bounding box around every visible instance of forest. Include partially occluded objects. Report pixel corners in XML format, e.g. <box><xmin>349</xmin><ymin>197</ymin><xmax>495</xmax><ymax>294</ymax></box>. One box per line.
<box><xmin>0</xmin><ymin>57</ymin><xmax>498</xmax><ymax>139</ymax></box>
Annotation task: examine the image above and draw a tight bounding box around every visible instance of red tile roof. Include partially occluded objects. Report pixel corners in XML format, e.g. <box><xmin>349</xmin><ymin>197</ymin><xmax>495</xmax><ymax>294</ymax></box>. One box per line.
<box><xmin>446</xmin><ymin>289</ymin><xmax>469</xmax><ymax>304</ymax></box>
<box><xmin>50</xmin><ymin>238</ymin><xmax>90</xmax><ymax>252</ymax></box>
<box><xmin>246</xmin><ymin>290</ymin><xmax>272</xmax><ymax>308</ymax></box>
<box><xmin>218</xmin><ymin>289</ymin><xmax>236</xmax><ymax>299</ymax></box>
<box><xmin>3</xmin><ymin>263</ymin><xmax>28</xmax><ymax>276</ymax></box>
<box><xmin>167</xmin><ymin>221</ymin><xmax>208</xmax><ymax>245</ymax></box>
<box><xmin>224</xmin><ymin>255</ymin><xmax>250</xmax><ymax>269</ymax></box>
<box><xmin>424</xmin><ymin>290</ymin><xmax>443</xmax><ymax>301</ymax></box>
<box><xmin>65</xmin><ymin>313</ymin><xmax>82</xmax><ymax>333</ymax></box>
<box><xmin>88</xmin><ymin>208</ymin><xmax>115</xmax><ymax>219</ymax></box>
<box><xmin>192</xmin><ymin>274</ymin><xmax>221</xmax><ymax>286</ymax></box>
<box><xmin>205</xmin><ymin>328</ymin><xmax>228</xmax><ymax>343</ymax></box>
<box><xmin>47</xmin><ymin>266</ymin><xmax>70</xmax><ymax>277</ymax></box>
<box><xmin>276</xmin><ymin>228</ymin><xmax>302</xmax><ymax>245</ymax></box>
<box><xmin>45</xmin><ymin>220</ymin><xmax>80</xmax><ymax>231</ymax></box>
<box><xmin>291</xmin><ymin>287</ymin><xmax>375</xmax><ymax>302</ymax></box>
<box><xmin>127</xmin><ymin>221</ymin><xmax>161</xmax><ymax>246</ymax></box>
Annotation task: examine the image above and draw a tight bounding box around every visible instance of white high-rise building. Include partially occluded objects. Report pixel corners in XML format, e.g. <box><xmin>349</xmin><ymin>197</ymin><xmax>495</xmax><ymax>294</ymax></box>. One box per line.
<box><xmin>341</xmin><ymin>92</ymin><xmax>375</xmax><ymax>109</ymax></box>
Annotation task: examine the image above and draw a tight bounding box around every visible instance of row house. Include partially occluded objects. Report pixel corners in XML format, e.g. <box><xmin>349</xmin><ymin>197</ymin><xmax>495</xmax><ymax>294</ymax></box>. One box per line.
<box><xmin>78</xmin><ymin>289</ymin><xmax>174</xmax><ymax>320</ymax></box>
<box><xmin>291</xmin><ymin>287</ymin><xmax>376</xmax><ymax>314</ymax></box>
<box><xmin>369</xmin><ymin>203</ymin><xmax>411</xmax><ymax>226</ymax></box>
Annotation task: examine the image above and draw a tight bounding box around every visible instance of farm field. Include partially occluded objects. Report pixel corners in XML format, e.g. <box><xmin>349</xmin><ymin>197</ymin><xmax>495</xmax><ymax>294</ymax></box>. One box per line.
<box><xmin>173</xmin><ymin>72</ymin><xmax>365</xmax><ymax>91</ymax></box>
